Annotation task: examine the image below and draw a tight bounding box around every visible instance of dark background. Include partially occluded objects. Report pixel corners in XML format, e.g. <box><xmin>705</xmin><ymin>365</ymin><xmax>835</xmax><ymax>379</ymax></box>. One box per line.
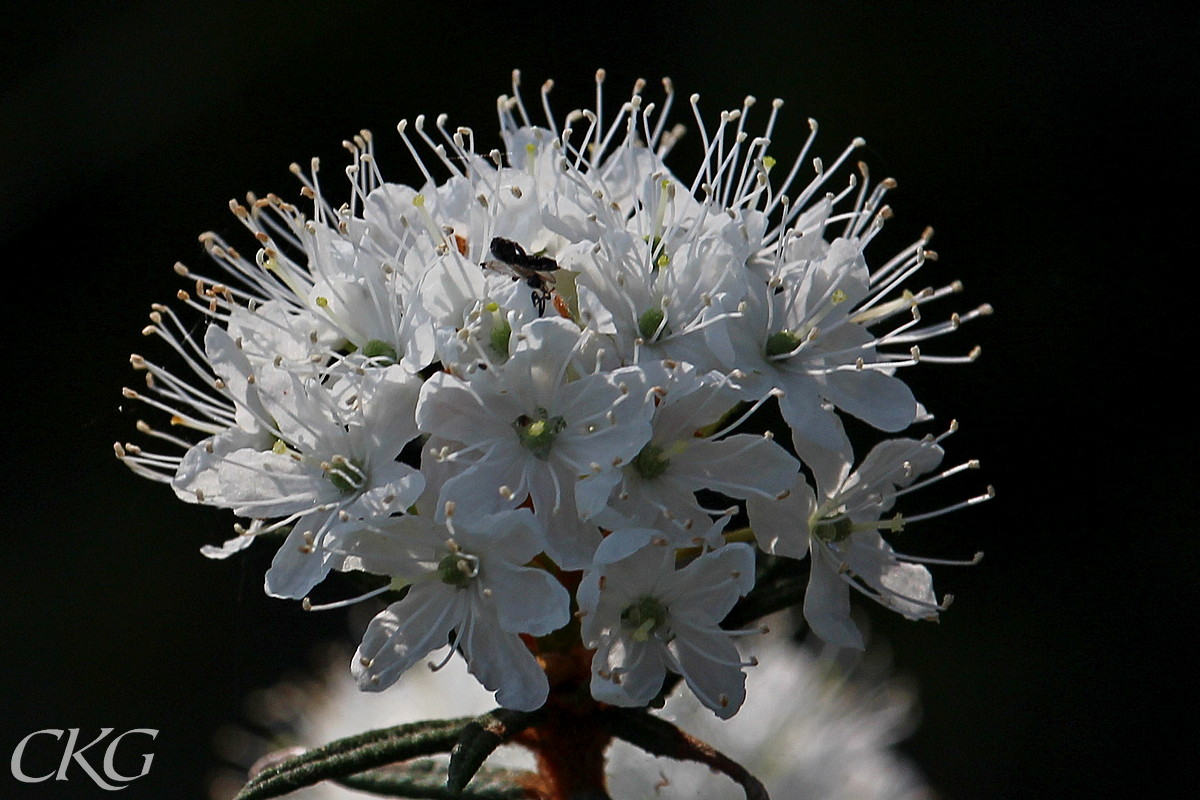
<box><xmin>1</xmin><ymin>1</ymin><xmax>1195</xmax><ymax>798</ymax></box>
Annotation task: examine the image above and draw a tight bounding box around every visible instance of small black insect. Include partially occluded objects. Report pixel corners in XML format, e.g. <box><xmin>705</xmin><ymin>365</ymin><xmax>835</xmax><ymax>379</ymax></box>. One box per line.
<box><xmin>482</xmin><ymin>237</ymin><xmax>558</xmax><ymax>316</ymax></box>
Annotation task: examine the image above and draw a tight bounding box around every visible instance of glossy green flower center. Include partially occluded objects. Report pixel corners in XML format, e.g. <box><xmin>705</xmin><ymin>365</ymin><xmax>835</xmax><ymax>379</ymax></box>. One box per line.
<box><xmin>489</xmin><ymin>316</ymin><xmax>512</xmax><ymax>358</ymax></box>
<box><xmin>812</xmin><ymin>516</ymin><xmax>854</xmax><ymax>543</ymax></box>
<box><xmin>633</xmin><ymin>443</ymin><xmax>672</xmax><ymax>480</ymax></box>
<box><xmin>638</xmin><ymin>307</ymin><xmax>670</xmax><ymax>342</ymax></box>
<box><xmin>621</xmin><ymin>596</ymin><xmax>671</xmax><ymax>643</ymax></box>
<box><xmin>513</xmin><ymin>407</ymin><xmax>567</xmax><ymax>460</ymax></box>
<box><xmin>765</xmin><ymin>329</ymin><xmax>804</xmax><ymax>358</ymax></box>
<box><xmin>361</xmin><ymin>339</ymin><xmax>398</xmax><ymax>364</ymax></box>
<box><xmin>437</xmin><ymin>551</ymin><xmax>477</xmax><ymax>588</ymax></box>
<box><xmin>327</xmin><ymin>457</ymin><xmax>367</xmax><ymax>492</ymax></box>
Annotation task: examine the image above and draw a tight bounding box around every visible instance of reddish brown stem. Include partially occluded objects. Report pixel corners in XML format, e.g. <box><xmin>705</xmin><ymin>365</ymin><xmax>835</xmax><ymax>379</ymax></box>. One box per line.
<box><xmin>515</xmin><ymin>699</ymin><xmax>613</xmax><ymax>800</ymax></box>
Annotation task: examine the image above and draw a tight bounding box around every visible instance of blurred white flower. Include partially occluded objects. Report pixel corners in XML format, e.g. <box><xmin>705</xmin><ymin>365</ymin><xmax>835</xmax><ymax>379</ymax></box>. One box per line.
<box><xmin>212</xmin><ymin>618</ymin><xmax>930</xmax><ymax>800</ymax></box>
<box><xmin>606</xmin><ymin>625</ymin><xmax>934</xmax><ymax>800</ymax></box>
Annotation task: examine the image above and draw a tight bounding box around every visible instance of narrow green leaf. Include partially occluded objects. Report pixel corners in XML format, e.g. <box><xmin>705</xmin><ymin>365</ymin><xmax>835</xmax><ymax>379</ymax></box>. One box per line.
<box><xmin>234</xmin><ymin>716</ymin><xmax>473</xmax><ymax>800</ymax></box>
<box><xmin>336</xmin><ymin>759</ymin><xmax>531</xmax><ymax>798</ymax></box>
<box><xmin>448</xmin><ymin>708</ymin><xmax>543</xmax><ymax>792</ymax></box>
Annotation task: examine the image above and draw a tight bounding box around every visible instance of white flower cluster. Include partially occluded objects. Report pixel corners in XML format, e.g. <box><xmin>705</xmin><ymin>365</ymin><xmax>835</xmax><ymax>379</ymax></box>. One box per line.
<box><xmin>117</xmin><ymin>71</ymin><xmax>992</xmax><ymax>718</ymax></box>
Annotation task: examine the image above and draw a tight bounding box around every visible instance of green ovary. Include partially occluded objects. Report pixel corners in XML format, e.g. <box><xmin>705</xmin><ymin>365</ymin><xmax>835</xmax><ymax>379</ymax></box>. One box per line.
<box><xmin>633</xmin><ymin>443</ymin><xmax>672</xmax><ymax>480</ymax></box>
<box><xmin>513</xmin><ymin>407</ymin><xmax>567</xmax><ymax>460</ymax></box>
<box><xmin>638</xmin><ymin>307</ymin><xmax>670</xmax><ymax>342</ymax></box>
<box><xmin>621</xmin><ymin>596</ymin><xmax>672</xmax><ymax>643</ymax></box>
<box><xmin>361</xmin><ymin>339</ymin><xmax>398</xmax><ymax>364</ymax></box>
<box><xmin>765</xmin><ymin>329</ymin><xmax>803</xmax><ymax>358</ymax></box>
<box><xmin>489</xmin><ymin>317</ymin><xmax>512</xmax><ymax>357</ymax></box>
<box><xmin>327</xmin><ymin>458</ymin><xmax>367</xmax><ymax>492</ymax></box>
<box><xmin>437</xmin><ymin>552</ymin><xmax>476</xmax><ymax>588</ymax></box>
<box><xmin>812</xmin><ymin>516</ymin><xmax>854</xmax><ymax>543</ymax></box>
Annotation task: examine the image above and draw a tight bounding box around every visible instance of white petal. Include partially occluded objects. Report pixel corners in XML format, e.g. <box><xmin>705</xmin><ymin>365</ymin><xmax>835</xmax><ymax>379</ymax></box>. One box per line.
<box><xmin>777</xmin><ymin>387</ymin><xmax>853</xmax><ymax>497</ymax></box>
<box><xmin>676</xmin><ymin>435</ymin><xmax>799</xmax><ymax>500</ymax></box>
<box><xmin>592</xmin><ymin>527</ymin><xmax>658</xmax><ymax>568</ymax></box>
<box><xmin>199</xmin><ymin>532</ymin><xmax>256</xmax><ymax>560</ymax></box>
<box><xmin>459</xmin><ymin>609</ymin><xmax>549</xmax><ymax>711</ymax></box>
<box><xmin>343</xmin><ymin>461</ymin><xmax>425</xmax><ymax>520</ymax></box>
<box><xmin>573</xmin><ymin>467</ymin><xmax>625</xmax><ymax>522</ymax></box>
<box><xmin>483</xmin><ymin>563</ymin><xmax>571</xmax><ymax>636</ymax></box>
<box><xmin>589</xmin><ymin>635</ymin><xmax>666</xmax><ymax>708</ymax></box>
<box><xmin>669</xmin><ymin>543</ymin><xmax>757</xmax><ymax>618</ymax></box>
<box><xmin>215</xmin><ymin>448</ymin><xmax>333</xmax><ymax>519</ymax></box>
<box><xmin>667</xmin><ymin>625</ymin><xmax>747</xmax><ymax>719</ymax></box>
<box><xmin>745</xmin><ymin>476</ymin><xmax>816</xmax><ymax>560</ymax></box>
<box><xmin>327</xmin><ymin>515</ymin><xmax>435</xmax><ymax>580</ymax></box>
<box><xmin>439</xmin><ymin>449</ymin><xmax>529</xmax><ymax>517</ymax></box>
<box><xmin>848</xmin><ymin>437</ymin><xmax>944</xmax><ymax>497</ymax></box>
<box><xmin>263</xmin><ymin>514</ymin><xmax>336</xmax><ymax>599</ymax></box>
<box><xmin>357</xmin><ymin>365</ymin><xmax>424</xmax><ymax>455</ymax></box>
<box><xmin>353</xmin><ymin>586</ymin><xmax>464</xmax><ymax>692</ymax></box>
<box><xmin>172</xmin><ymin>428</ymin><xmax>272</xmax><ymax>506</ymax></box>
<box><xmin>844</xmin><ymin>533</ymin><xmax>938</xmax><ymax>620</ymax></box>
<box><xmin>416</xmin><ymin>371</ymin><xmax>520</xmax><ymax>445</ymax></box>
<box><xmin>823</xmin><ymin>364</ymin><xmax>918</xmax><ymax>433</ymax></box>
<box><xmin>804</xmin><ymin>548</ymin><xmax>864</xmax><ymax>649</ymax></box>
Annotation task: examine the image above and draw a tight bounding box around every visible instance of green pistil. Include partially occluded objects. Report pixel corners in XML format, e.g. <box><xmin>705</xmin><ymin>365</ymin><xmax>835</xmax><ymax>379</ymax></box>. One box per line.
<box><xmin>621</xmin><ymin>596</ymin><xmax>671</xmax><ymax>643</ymax></box>
<box><xmin>638</xmin><ymin>307</ymin><xmax>670</xmax><ymax>342</ymax></box>
<box><xmin>812</xmin><ymin>516</ymin><xmax>854</xmax><ymax>543</ymax></box>
<box><xmin>361</xmin><ymin>339</ymin><xmax>398</xmax><ymax>365</ymax></box>
<box><xmin>765</xmin><ymin>329</ymin><xmax>803</xmax><ymax>358</ymax></box>
<box><xmin>513</xmin><ymin>407</ymin><xmax>567</xmax><ymax>460</ymax></box>
<box><xmin>327</xmin><ymin>458</ymin><xmax>367</xmax><ymax>493</ymax></box>
<box><xmin>643</xmin><ymin>231</ymin><xmax>670</xmax><ymax>271</ymax></box>
<box><xmin>437</xmin><ymin>552</ymin><xmax>476</xmax><ymax>588</ymax></box>
<box><xmin>813</xmin><ymin>514</ymin><xmax>905</xmax><ymax>542</ymax></box>
<box><xmin>633</xmin><ymin>443</ymin><xmax>672</xmax><ymax>480</ymax></box>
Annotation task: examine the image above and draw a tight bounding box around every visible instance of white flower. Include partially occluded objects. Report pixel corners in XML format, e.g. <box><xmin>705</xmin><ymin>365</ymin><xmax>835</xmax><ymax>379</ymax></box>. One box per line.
<box><xmin>350</xmin><ymin>506</ymin><xmax>570</xmax><ymax>711</ymax></box>
<box><xmin>578</xmin><ymin>527</ymin><xmax>757</xmax><ymax>719</ymax></box>
<box><xmin>222</xmin><ymin>621</ymin><xmax>930</xmax><ymax>800</ymax></box>
<box><xmin>596</xmin><ymin>359</ymin><xmax>797</xmax><ymax>543</ymax></box>
<box><xmin>749</xmin><ymin>427</ymin><xmax>991</xmax><ymax>649</ymax></box>
<box><xmin>606</xmin><ymin>619</ymin><xmax>933</xmax><ymax>800</ymax></box>
<box><xmin>566</xmin><ymin>215</ymin><xmax>753</xmax><ymax>368</ymax></box>
<box><xmin>180</xmin><ymin>352</ymin><xmax>424</xmax><ymax>598</ymax></box>
<box><xmin>417</xmin><ymin>316</ymin><xmax>654</xmax><ymax>568</ymax></box>
<box><xmin>117</xmin><ymin>307</ymin><xmax>425</xmax><ymax>592</ymax></box>
<box><xmin>727</xmin><ymin>236</ymin><xmax>924</xmax><ymax>490</ymax></box>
